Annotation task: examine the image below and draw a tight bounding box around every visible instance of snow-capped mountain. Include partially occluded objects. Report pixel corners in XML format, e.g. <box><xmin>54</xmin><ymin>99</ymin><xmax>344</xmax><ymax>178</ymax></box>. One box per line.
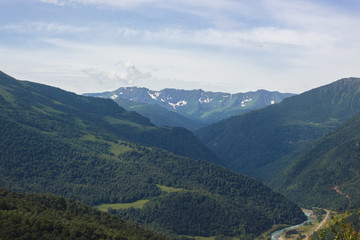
<box><xmin>85</xmin><ymin>87</ymin><xmax>295</xmax><ymax>128</ymax></box>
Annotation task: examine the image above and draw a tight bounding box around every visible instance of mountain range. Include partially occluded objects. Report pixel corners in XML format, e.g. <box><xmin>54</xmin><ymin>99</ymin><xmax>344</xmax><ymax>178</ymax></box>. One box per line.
<box><xmin>85</xmin><ymin>87</ymin><xmax>294</xmax><ymax>131</ymax></box>
<box><xmin>0</xmin><ymin>71</ymin><xmax>306</xmax><ymax>239</ymax></box>
<box><xmin>3</xmin><ymin>67</ymin><xmax>360</xmax><ymax>238</ymax></box>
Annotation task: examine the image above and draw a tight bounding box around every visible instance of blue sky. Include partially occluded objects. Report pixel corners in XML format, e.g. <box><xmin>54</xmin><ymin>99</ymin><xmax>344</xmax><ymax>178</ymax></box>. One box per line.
<box><xmin>0</xmin><ymin>0</ymin><xmax>360</xmax><ymax>94</ymax></box>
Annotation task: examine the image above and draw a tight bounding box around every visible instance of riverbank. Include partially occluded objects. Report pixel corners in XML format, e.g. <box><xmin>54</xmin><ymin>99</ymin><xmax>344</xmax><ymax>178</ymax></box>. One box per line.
<box><xmin>271</xmin><ymin>212</ymin><xmax>311</xmax><ymax>240</ymax></box>
<box><xmin>271</xmin><ymin>208</ymin><xmax>331</xmax><ymax>240</ymax></box>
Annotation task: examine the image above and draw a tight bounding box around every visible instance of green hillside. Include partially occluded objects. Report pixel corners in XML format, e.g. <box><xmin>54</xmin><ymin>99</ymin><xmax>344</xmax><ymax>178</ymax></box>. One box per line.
<box><xmin>196</xmin><ymin>78</ymin><xmax>360</xmax><ymax>180</ymax></box>
<box><xmin>0</xmin><ymin>188</ymin><xmax>169</xmax><ymax>240</ymax></box>
<box><xmin>0</xmin><ymin>71</ymin><xmax>306</xmax><ymax>238</ymax></box>
<box><xmin>0</xmin><ymin>71</ymin><xmax>219</xmax><ymax>165</ymax></box>
<box><xmin>269</xmin><ymin>112</ymin><xmax>360</xmax><ymax>210</ymax></box>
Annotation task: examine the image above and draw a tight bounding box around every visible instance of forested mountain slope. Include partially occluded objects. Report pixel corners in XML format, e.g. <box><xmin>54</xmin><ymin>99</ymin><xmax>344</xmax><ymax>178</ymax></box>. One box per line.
<box><xmin>86</xmin><ymin>87</ymin><xmax>294</xmax><ymax>127</ymax></box>
<box><xmin>0</xmin><ymin>188</ymin><xmax>169</xmax><ymax>240</ymax></box>
<box><xmin>269</xmin><ymin>111</ymin><xmax>360</xmax><ymax>210</ymax></box>
<box><xmin>0</xmin><ymin>71</ymin><xmax>219</xmax><ymax>164</ymax></box>
<box><xmin>196</xmin><ymin>78</ymin><xmax>360</xmax><ymax>179</ymax></box>
<box><xmin>0</xmin><ymin>71</ymin><xmax>306</xmax><ymax>238</ymax></box>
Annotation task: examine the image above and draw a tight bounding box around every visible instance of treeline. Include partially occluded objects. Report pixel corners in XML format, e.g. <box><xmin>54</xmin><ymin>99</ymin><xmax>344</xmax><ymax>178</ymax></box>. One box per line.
<box><xmin>116</xmin><ymin>191</ymin><xmax>271</xmax><ymax>238</ymax></box>
<box><xmin>0</xmin><ymin>188</ymin><xmax>169</xmax><ymax>240</ymax></box>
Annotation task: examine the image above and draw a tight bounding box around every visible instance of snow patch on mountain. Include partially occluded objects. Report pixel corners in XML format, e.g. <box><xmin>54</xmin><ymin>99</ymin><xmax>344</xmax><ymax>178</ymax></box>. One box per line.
<box><xmin>111</xmin><ymin>94</ymin><xmax>118</xmax><ymax>100</ymax></box>
<box><xmin>199</xmin><ymin>97</ymin><xmax>213</xmax><ymax>104</ymax></box>
<box><xmin>241</xmin><ymin>98</ymin><xmax>252</xmax><ymax>107</ymax></box>
<box><xmin>168</xmin><ymin>100</ymin><xmax>187</xmax><ymax>109</ymax></box>
<box><xmin>148</xmin><ymin>91</ymin><xmax>160</xmax><ymax>100</ymax></box>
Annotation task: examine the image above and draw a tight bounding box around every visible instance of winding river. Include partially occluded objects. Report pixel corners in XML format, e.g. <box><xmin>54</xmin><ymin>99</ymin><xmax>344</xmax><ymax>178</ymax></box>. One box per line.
<box><xmin>271</xmin><ymin>213</ymin><xmax>311</xmax><ymax>240</ymax></box>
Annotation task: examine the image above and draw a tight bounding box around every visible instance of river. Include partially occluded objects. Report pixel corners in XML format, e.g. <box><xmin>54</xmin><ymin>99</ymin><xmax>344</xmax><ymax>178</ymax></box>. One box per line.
<box><xmin>271</xmin><ymin>213</ymin><xmax>311</xmax><ymax>240</ymax></box>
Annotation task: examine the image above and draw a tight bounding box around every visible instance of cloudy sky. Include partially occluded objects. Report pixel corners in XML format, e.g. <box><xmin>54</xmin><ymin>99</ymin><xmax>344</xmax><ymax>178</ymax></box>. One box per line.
<box><xmin>0</xmin><ymin>0</ymin><xmax>360</xmax><ymax>94</ymax></box>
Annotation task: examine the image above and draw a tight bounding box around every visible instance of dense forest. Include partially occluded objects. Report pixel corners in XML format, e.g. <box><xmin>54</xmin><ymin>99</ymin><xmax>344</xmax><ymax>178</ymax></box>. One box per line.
<box><xmin>270</xmin><ymin>111</ymin><xmax>360</xmax><ymax>210</ymax></box>
<box><xmin>0</xmin><ymin>71</ymin><xmax>306</xmax><ymax>238</ymax></box>
<box><xmin>0</xmin><ymin>118</ymin><xmax>306</xmax><ymax>237</ymax></box>
<box><xmin>0</xmin><ymin>188</ymin><xmax>169</xmax><ymax>240</ymax></box>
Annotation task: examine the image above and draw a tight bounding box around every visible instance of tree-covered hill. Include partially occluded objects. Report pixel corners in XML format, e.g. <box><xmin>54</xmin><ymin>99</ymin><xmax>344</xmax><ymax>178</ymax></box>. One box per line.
<box><xmin>0</xmin><ymin>188</ymin><xmax>169</xmax><ymax>240</ymax></box>
<box><xmin>0</xmin><ymin>70</ymin><xmax>219</xmax><ymax>165</ymax></box>
<box><xmin>196</xmin><ymin>78</ymin><xmax>360</xmax><ymax>180</ymax></box>
<box><xmin>0</xmin><ymin>71</ymin><xmax>306</xmax><ymax>238</ymax></box>
<box><xmin>0</xmin><ymin>115</ymin><xmax>306</xmax><ymax>238</ymax></box>
<box><xmin>269</xmin><ymin>111</ymin><xmax>360</xmax><ymax>210</ymax></box>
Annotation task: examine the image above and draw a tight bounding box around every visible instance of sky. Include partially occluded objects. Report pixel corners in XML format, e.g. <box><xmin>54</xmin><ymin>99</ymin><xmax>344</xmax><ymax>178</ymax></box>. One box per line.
<box><xmin>0</xmin><ymin>0</ymin><xmax>360</xmax><ymax>94</ymax></box>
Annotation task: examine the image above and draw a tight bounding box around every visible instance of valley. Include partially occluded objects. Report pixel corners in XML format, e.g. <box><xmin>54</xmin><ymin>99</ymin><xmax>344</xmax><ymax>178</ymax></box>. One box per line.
<box><xmin>2</xmin><ymin>0</ymin><xmax>360</xmax><ymax>239</ymax></box>
<box><xmin>0</xmin><ymin>71</ymin><xmax>306</xmax><ymax>239</ymax></box>
<box><xmin>271</xmin><ymin>208</ymin><xmax>331</xmax><ymax>240</ymax></box>
<box><xmin>196</xmin><ymin>78</ymin><xmax>360</xmax><ymax>212</ymax></box>
<box><xmin>1</xmin><ymin>71</ymin><xmax>360</xmax><ymax>239</ymax></box>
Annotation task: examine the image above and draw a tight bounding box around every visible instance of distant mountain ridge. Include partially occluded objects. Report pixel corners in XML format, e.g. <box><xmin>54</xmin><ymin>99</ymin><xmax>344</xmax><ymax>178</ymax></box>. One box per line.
<box><xmin>85</xmin><ymin>87</ymin><xmax>294</xmax><ymax>129</ymax></box>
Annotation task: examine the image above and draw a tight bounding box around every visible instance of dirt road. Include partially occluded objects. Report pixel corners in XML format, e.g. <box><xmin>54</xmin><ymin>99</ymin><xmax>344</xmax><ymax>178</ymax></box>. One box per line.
<box><xmin>306</xmin><ymin>210</ymin><xmax>331</xmax><ymax>240</ymax></box>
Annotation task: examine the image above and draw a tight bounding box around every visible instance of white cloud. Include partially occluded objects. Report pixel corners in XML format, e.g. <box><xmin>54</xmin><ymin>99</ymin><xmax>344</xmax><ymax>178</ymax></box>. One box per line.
<box><xmin>39</xmin><ymin>0</ymin><xmax>160</xmax><ymax>9</ymax></box>
<box><xmin>82</xmin><ymin>61</ymin><xmax>152</xmax><ymax>86</ymax></box>
<box><xmin>118</xmin><ymin>27</ymin><xmax>138</xmax><ymax>37</ymax></box>
<box><xmin>2</xmin><ymin>22</ymin><xmax>89</xmax><ymax>34</ymax></box>
<box><xmin>142</xmin><ymin>27</ymin><xmax>327</xmax><ymax>50</ymax></box>
<box><xmin>3</xmin><ymin>0</ymin><xmax>359</xmax><ymax>95</ymax></box>
<box><xmin>1</xmin><ymin>21</ymin><xmax>333</xmax><ymax>53</ymax></box>
<box><xmin>40</xmin><ymin>0</ymin><xmax>65</xmax><ymax>6</ymax></box>
<box><xmin>36</xmin><ymin>0</ymin><xmax>360</xmax><ymax>51</ymax></box>
<box><xmin>2</xmin><ymin>36</ymin><xmax>359</xmax><ymax>95</ymax></box>
<box><xmin>38</xmin><ymin>0</ymin><xmax>264</xmax><ymax>29</ymax></box>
